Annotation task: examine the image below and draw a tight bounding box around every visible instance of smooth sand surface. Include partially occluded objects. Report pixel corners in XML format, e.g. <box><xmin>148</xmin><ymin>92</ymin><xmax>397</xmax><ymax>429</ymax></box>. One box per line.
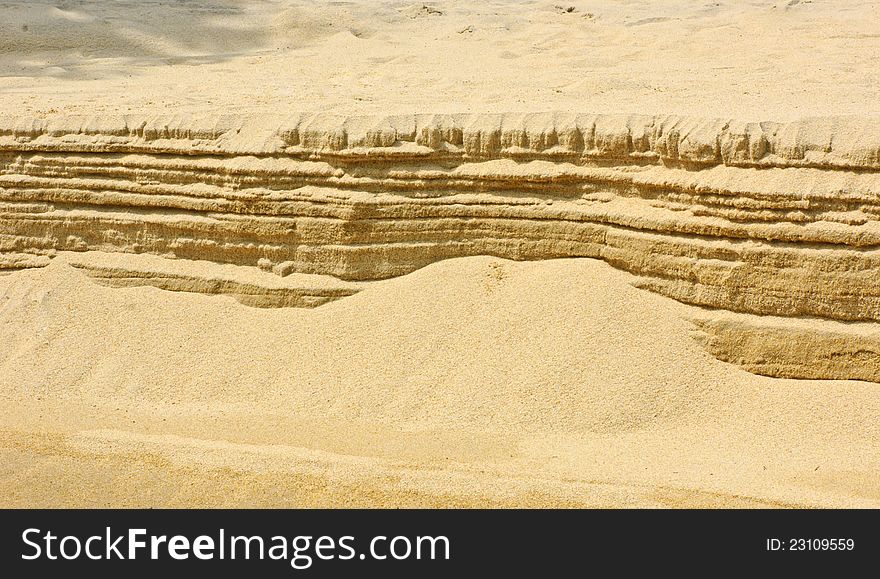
<box><xmin>2</xmin><ymin>0</ymin><xmax>879</xmax><ymax>120</ymax></box>
<box><xmin>1</xmin><ymin>1</ymin><xmax>879</xmax><ymax>507</ymax></box>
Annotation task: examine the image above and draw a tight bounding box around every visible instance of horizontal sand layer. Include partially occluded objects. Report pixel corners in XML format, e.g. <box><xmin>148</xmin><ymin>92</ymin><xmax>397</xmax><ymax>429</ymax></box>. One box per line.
<box><xmin>2</xmin><ymin>112</ymin><xmax>879</xmax><ymax>169</ymax></box>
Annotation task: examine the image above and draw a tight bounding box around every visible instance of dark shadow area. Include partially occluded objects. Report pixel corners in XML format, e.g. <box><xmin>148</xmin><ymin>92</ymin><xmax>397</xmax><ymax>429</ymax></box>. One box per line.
<box><xmin>0</xmin><ymin>0</ymin><xmax>347</xmax><ymax>79</ymax></box>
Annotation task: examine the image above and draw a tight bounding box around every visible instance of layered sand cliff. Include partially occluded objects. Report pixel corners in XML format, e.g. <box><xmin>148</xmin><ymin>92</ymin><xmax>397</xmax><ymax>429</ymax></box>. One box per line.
<box><xmin>3</xmin><ymin>112</ymin><xmax>880</xmax><ymax>381</ymax></box>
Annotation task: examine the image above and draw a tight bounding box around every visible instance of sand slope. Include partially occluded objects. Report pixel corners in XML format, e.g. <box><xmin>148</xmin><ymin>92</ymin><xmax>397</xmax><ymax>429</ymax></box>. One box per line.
<box><xmin>1</xmin><ymin>256</ymin><xmax>878</xmax><ymax>507</ymax></box>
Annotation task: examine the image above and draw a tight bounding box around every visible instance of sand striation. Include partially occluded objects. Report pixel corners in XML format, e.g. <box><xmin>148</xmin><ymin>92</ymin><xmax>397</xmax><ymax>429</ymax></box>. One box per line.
<box><xmin>3</xmin><ymin>113</ymin><xmax>880</xmax><ymax>380</ymax></box>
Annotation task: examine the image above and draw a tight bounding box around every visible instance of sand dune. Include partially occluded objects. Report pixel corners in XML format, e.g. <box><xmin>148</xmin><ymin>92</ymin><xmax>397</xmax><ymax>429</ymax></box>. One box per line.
<box><xmin>1</xmin><ymin>1</ymin><xmax>879</xmax><ymax>508</ymax></box>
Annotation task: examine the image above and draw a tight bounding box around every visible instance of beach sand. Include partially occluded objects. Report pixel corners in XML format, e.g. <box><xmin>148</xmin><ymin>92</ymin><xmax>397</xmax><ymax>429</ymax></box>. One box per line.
<box><xmin>1</xmin><ymin>1</ymin><xmax>878</xmax><ymax>508</ymax></box>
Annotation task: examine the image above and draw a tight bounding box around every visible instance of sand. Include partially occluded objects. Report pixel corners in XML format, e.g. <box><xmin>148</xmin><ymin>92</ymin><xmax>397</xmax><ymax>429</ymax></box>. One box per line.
<box><xmin>1</xmin><ymin>0</ymin><xmax>879</xmax><ymax>508</ymax></box>
<box><xmin>2</xmin><ymin>0</ymin><xmax>879</xmax><ymax>121</ymax></box>
<box><xmin>3</xmin><ymin>256</ymin><xmax>877</xmax><ymax>507</ymax></box>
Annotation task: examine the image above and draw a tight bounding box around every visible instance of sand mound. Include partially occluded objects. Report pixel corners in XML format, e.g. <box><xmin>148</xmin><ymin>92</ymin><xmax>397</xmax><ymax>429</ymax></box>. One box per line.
<box><xmin>2</xmin><ymin>256</ymin><xmax>879</xmax><ymax>507</ymax></box>
<box><xmin>0</xmin><ymin>255</ymin><xmax>719</xmax><ymax>433</ymax></box>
